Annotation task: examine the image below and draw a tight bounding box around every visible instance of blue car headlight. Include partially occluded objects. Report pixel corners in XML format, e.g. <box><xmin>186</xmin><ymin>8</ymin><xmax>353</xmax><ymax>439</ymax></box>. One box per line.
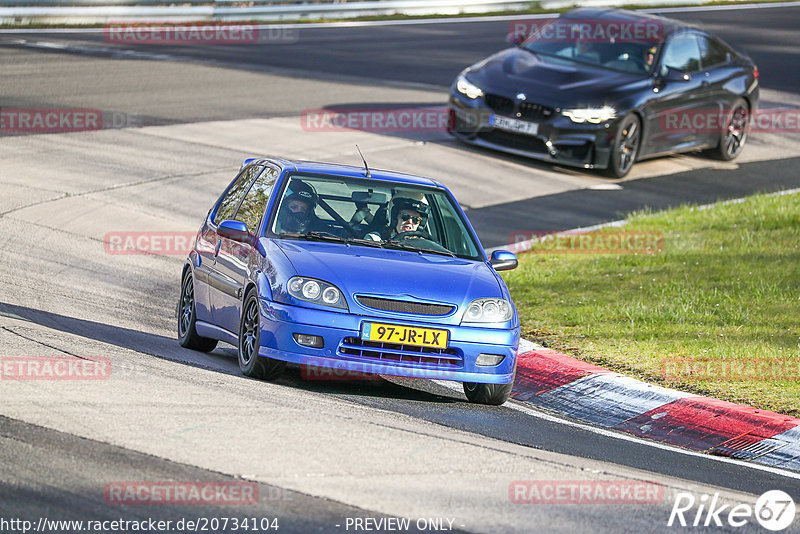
<box><xmin>456</xmin><ymin>75</ymin><xmax>484</xmax><ymax>100</ymax></box>
<box><xmin>288</xmin><ymin>276</ymin><xmax>348</xmax><ymax>310</ymax></box>
<box><xmin>461</xmin><ymin>298</ymin><xmax>513</xmax><ymax>324</ymax></box>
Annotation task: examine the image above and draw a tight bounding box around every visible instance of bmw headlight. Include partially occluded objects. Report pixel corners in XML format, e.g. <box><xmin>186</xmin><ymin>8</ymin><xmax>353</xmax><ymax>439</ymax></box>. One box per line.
<box><xmin>456</xmin><ymin>75</ymin><xmax>484</xmax><ymax>100</ymax></box>
<box><xmin>461</xmin><ymin>298</ymin><xmax>513</xmax><ymax>324</ymax></box>
<box><xmin>288</xmin><ymin>277</ymin><xmax>347</xmax><ymax>309</ymax></box>
<box><xmin>562</xmin><ymin>106</ymin><xmax>617</xmax><ymax>124</ymax></box>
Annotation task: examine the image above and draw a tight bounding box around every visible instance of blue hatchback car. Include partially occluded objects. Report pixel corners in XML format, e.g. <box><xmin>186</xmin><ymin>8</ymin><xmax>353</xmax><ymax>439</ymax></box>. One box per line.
<box><xmin>178</xmin><ymin>158</ymin><xmax>520</xmax><ymax>404</ymax></box>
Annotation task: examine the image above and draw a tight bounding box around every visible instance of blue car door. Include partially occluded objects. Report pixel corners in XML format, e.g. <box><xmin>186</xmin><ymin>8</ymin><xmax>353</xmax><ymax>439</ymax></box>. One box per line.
<box><xmin>207</xmin><ymin>164</ymin><xmax>264</xmax><ymax>332</ymax></box>
<box><xmin>213</xmin><ymin>166</ymin><xmax>278</xmax><ymax>335</ymax></box>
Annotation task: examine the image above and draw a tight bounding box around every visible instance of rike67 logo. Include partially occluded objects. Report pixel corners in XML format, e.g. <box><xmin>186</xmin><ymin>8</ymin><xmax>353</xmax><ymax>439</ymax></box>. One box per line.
<box><xmin>669</xmin><ymin>490</ymin><xmax>796</xmax><ymax>531</ymax></box>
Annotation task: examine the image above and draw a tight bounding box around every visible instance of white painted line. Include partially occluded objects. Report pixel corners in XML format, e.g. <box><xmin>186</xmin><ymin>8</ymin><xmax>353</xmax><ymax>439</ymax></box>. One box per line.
<box><xmin>431</xmin><ymin>378</ymin><xmax>800</xmax><ymax>480</ymax></box>
<box><xmin>639</xmin><ymin>0</ymin><xmax>800</xmax><ymax>13</ymax></box>
<box><xmin>485</xmin><ymin>188</ymin><xmax>800</xmax><ymax>254</ymax></box>
<box><xmin>1</xmin><ymin>2</ymin><xmax>799</xmax><ymax>33</ymax></box>
<box><xmin>588</xmin><ymin>183</ymin><xmax>623</xmax><ymax>190</ymax></box>
<box><xmin>694</xmin><ymin>186</ymin><xmax>800</xmax><ymax>210</ymax></box>
<box><xmin>485</xmin><ymin>218</ymin><xmax>627</xmax><ymax>255</ymax></box>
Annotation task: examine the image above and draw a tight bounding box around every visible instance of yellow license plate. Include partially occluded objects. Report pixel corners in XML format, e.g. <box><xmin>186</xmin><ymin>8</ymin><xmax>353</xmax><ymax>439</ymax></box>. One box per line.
<box><xmin>361</xmin><ymin>322</ymin><xmax>449</xmax><ymax>349</ymax></box>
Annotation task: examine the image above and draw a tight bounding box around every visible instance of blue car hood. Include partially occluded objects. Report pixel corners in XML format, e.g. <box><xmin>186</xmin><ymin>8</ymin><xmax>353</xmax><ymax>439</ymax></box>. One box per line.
<box><xmin>275</xmin><ymin>240</ymin><xmax>502</xmax><ymax>322</ymax></box>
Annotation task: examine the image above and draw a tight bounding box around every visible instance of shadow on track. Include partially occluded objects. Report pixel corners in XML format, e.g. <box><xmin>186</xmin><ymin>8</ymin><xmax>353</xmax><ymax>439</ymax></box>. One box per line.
<box><xmin>0</xmin><ymin>301</ymin><xmax>454</xmax><ymax>404</ymax></box>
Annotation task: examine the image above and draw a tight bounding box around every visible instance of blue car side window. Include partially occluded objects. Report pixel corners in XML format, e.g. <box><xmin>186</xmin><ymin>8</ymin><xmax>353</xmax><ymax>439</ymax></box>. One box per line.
<box><xmin>213</xmin><ymin>165</ymin><xmax>264</xmax><ymax>225</ymax></box>
<box><xmin>234</xmin><ymin>167</ymin><xmax>278</xmax><ymax>234</ymax></box>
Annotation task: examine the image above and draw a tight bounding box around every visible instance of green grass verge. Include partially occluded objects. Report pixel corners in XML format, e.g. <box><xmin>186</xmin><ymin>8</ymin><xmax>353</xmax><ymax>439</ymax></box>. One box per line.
<box><xmin>0</xmin><ymin>0</ymin><xmax>792</xmax><ymax>29</ymax></box>
<box><xmin>503</xmin><ymin>191</ymin><xmax>800</xmax><ymax>416</ymax></box>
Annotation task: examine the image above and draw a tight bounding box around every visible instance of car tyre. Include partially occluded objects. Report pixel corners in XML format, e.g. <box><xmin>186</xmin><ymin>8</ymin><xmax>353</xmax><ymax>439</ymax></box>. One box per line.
<box><xmin>178</xmin><ymin>270</ymin><xmax>218</xmax><ymax>352</ymax></box>
<box><xmin>463</xmin><ymin>371</ymin><xmax>515</xmax><ymax>406</ymax></box>
<box><xmin>606</xmin><ymin>114</ymin><xmax>641</xmax><ymax>178</ymax></box>
<box><xmin>710</xmin><ymin>98</ymin><xmax>749</xmax><ymax>161</ymax></box>
<box><xmin>238</xmin><ymin>288</ymin><xmax>285</xmax><ymax>380</ymax></box>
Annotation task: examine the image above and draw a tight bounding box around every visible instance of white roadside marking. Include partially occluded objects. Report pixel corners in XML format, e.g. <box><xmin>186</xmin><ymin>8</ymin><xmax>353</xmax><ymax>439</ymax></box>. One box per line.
<box><xmin>485</xmin><ymin>187</ymin><xmax>800</xmax><ymax>254</ymax></box>
<box><xmin>431</xmin><ymin>378</ymin><xmax>800</xmax><ymax>480</ymax></box>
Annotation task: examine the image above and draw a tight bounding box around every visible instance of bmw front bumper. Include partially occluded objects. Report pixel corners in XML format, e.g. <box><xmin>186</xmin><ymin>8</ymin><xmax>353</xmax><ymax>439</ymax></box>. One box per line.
<box><xmin>448</xmin><ymin>92</ymin><xmax>616</xmax><ymax>170</ymax></box>
<box><xmin>257</xmin><ymin>299</ymin><xmax>519</xmax><ymax>384</ymax></box>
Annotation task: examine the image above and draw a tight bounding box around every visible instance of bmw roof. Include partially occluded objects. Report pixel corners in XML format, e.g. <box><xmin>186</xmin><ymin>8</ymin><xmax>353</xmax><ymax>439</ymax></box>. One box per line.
<box><xmin>560</xmin><ymin>7</ymin><xmax>695</xmax><ymax>36</ymax></box>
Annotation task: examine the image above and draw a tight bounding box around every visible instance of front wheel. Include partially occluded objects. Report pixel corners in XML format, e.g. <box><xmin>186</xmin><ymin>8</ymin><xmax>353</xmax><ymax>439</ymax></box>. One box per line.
<box><xmin>606</xmin><ymin>114</ymin><xmax>642</xmax><ymax>178</ymax></box>
<box><xmin>238</xmin><ymin>288</ymin><xmax>285</xmax><ymax>380</ymax></box>
<box><xmin>709</xmin><ymin>98</ymin><xmax>749</xmax><ymax>161</ymax></box>
<box><xmin>463</xmin><ymin>379</ymin><xmax>514</xmax><ymax>405</ymax></box>
<box><xmin>177</xmin><ymin>270</ymin><xmax>218</xmax><ymax>352</ymax></box>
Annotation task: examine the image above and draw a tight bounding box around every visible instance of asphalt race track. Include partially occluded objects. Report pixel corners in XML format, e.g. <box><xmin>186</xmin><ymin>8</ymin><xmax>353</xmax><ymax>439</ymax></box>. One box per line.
<box><xmin>2</xmin><ymin>4</ymin><xmax>800</xmax><ymax>533</ymax></box>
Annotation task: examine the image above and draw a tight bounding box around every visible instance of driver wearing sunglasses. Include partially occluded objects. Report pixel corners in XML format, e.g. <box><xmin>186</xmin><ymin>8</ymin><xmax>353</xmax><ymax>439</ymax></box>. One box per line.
<box><xmin>365</xmin><ymin>196</ymin><xmax>430</xmax><ymax>241</ymax></box>
<box><xmin>396</xmin><ymin>209</ymin><xmax>423</xmax><ymax>233</ymax></box>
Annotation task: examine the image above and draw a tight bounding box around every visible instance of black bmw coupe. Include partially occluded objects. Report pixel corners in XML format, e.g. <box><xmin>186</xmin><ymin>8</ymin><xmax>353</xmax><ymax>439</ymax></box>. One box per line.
<box><xmin>448</xmin><ymin>8</ymin><xmax>759</xmax><ymax>177</ymax></box>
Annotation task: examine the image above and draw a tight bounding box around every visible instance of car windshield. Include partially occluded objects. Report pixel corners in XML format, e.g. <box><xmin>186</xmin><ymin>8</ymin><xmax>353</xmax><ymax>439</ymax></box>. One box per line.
<box><xmin>270</xmin><ymin>173</ymin><xmax>483</xmax><ymax>260</ymax></box>
<box><xmin>522</xmin><ymin>18</ymin><xmax>662</xmax><ymax>74</ymax></box>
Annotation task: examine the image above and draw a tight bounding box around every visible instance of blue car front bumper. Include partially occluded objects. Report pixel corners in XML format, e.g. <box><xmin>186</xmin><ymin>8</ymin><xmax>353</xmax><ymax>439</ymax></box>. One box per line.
<box><xmin>257</xmin><ymin>299</ymin><xmax>519</xmax><ymax>384</ymax></box>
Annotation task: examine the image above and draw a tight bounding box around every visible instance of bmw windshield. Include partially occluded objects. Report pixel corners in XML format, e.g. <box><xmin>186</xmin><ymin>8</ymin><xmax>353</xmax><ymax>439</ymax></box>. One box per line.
<box><xmin>268</xmin><ymin>174</ymin><xmax>483</xmax><ymax>261</ymax></box>
<box><xmin>522</xmin><ymin>18</ymin><xmax>663</xmax><ymax>74</ymax></box>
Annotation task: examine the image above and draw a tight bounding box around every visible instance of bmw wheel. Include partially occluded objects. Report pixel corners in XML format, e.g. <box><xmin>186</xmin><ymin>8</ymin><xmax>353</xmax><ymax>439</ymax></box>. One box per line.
<box><xmin>711</xmin><ymin>98</ymin><xmax>749</xmax><ymax>161</ymax></box>
<box><xmin>177</xmin><ymin>270</ymin><xmax>218</xmax><ymax>352</ymax></box>
<box><xmin>607</xmin><ymin>114</ymin><xmax>641</xmax><ymax>178</ymax></box>
<box><xmin>238</xmin><ymin>288</ymin><xmax>285</xmax><ymax>380</ymax></box>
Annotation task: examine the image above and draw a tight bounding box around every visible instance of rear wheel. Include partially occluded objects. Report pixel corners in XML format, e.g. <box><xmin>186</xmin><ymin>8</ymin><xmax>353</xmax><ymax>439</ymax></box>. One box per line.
<box><xmin>238</xmin><ymin>288</ymin><xmax>285</xmax><ymax>380</ymax></box>
<box><xmin>710</xmin><ymin>98</ymin><xmax>749</xmax><ymax>161</ymax></box>
<box><xmin>463</xmin><ymin>378</ymin><xmax>514</xmax><ymax>406</ymax></box>
<box><xmin>606</xmin><ymin>114</ymin><xmax>641</xmax><ymax>178</ymax></box>
<box><xmin>177</xmin><ymin>270</ymin><xmax>217</xmax><ymax>352</ymax></box>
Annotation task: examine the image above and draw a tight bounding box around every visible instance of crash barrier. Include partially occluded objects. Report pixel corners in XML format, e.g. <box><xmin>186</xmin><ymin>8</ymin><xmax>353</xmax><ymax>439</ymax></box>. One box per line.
<box><xmin>0</xmin><ymin>0</ymin><xmax>714</xmax><ymax>24</ymax></box>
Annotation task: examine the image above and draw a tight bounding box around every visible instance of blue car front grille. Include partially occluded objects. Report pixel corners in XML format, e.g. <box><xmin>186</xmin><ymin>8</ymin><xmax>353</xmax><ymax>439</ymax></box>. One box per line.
<box><xmin>356</xmin><ymin>296</ymin><xmax>455</xmax><ymax>316</ymax></box>
<box><xmin>339</xmin><ymin>337</ymin><xmax>463</xmax><ymax>368</ymax></box>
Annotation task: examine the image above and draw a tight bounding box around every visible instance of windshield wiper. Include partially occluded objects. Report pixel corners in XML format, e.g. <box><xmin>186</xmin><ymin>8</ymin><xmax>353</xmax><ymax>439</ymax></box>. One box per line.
<box><xmin>383</xmin><ymin>240</ymin><xmax>456</xmax><ymax>257</ymax></box>
<box><xmin>281</xmin><ymin>232</ymin><xmax>385</xmax><ymax>249</ymax></box>
<box><xmin>280</xmin><ymin>231</ymin><xmax>346</xmax><ymax>243</ymax></box>
<box><xmin>344</xmin><ymin>237</ymin><xmax>384</xmax><ymax>248</ymax></box>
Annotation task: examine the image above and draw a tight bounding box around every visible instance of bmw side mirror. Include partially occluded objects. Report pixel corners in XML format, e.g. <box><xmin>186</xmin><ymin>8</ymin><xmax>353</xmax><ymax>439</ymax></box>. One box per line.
<box><xmin>218</xmin><ymin>219</ymin><xmax>253</xmax><ymax>244</ymax></box>
<box><xmin>490</xmin><ymin>250</ymin><xmax>518</xmax><ymax>271</ymax></box>
<box><xmin>505</xmin><ymin>32</ymin><xmax>526</xmax><ymax>46</ymax></box>
<box><xmin>660</xmin><ymin>65</ymin><xmax>691</xmax><ymax>82</ymax></box>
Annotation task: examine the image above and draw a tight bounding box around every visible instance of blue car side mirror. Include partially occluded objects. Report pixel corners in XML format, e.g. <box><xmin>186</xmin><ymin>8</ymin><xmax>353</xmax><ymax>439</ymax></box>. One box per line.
<box><xmin>490</xmin><ymin>250</ymin><xmax>518</xmax><ymax>271</ymax></box>
<box><xmin>218</xmin><ymin>219</ymin><xmax>253</xmax><ymax>245</ymax></box>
